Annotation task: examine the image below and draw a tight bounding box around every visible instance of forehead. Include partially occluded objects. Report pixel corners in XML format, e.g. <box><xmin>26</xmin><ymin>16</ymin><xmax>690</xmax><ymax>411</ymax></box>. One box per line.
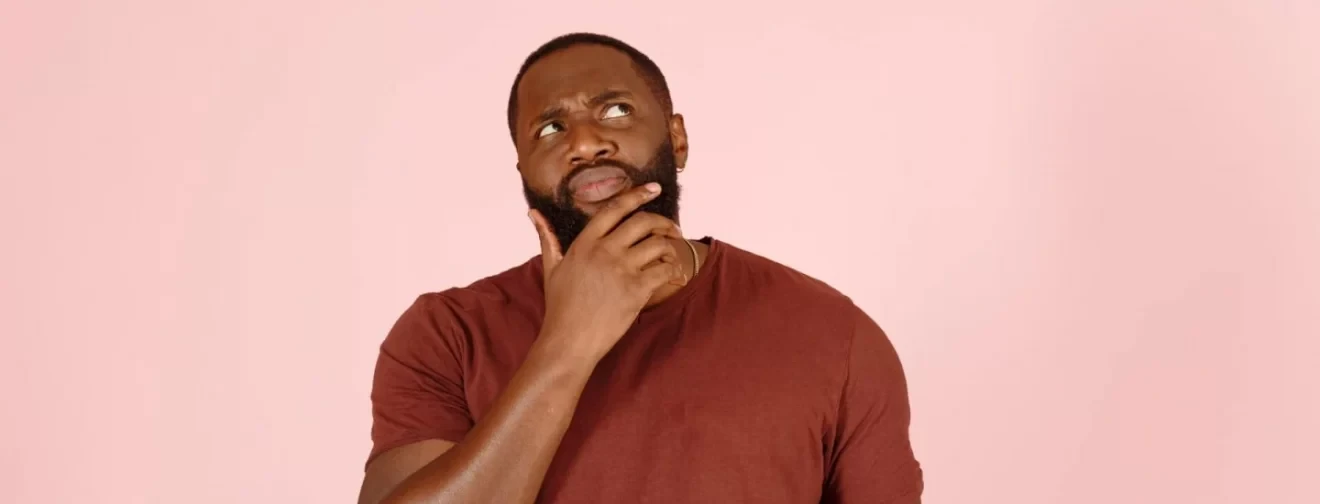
<box><xmin>516</xmin><ymin>44</ymin><xmax>655</xmax><ymax>118</ymax></box>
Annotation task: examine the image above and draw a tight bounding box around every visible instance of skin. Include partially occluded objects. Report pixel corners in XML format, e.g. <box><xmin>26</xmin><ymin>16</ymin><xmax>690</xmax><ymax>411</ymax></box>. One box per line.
<box><xmin>357</xmin><ymin>44</ymin><xmax>707</xmax><ymax>504</ymax></box>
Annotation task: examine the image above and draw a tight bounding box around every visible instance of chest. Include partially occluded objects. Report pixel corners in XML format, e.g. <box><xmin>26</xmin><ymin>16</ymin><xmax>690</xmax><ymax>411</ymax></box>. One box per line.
<box><xmin>463</xmin><ymin>301</ymin><xmax>844</xmax><ymax>423</ymax></box>
<box><xmin>461</xmin><ymin>303</ymin><xmax>848</xmax><ymax>502</ymax></box>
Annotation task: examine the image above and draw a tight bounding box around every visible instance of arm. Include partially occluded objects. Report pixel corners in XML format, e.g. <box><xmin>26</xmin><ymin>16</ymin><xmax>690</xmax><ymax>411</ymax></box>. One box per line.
<box><xmin>360</xmin><ymin>334</ymin><xmax>599</xmax><ymax>504</ymax></box>
<box><xmin>358</xmin><ymin>440</ymin><xmax>454</xmax><ymax>504</ymax></box>
<box><xmin>822</xmin><ymin>308</ymin><xmax>924</xmax><ymax>504</ymax></box>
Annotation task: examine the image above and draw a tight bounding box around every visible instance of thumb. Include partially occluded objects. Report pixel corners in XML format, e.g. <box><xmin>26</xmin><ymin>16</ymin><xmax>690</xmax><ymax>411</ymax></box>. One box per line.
<box><xmin>528</xmin><ymin>209</ymin><xmax>563</xmax><ymax>278</ymax></box>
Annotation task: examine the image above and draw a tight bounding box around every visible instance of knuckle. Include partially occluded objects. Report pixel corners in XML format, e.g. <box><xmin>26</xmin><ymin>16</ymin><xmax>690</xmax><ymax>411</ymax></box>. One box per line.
<box><xmin>606</xmin><ymin>250</ymin><xmax>627</xmax><ymax>268</ymax></box>
<box><xmin>627</xmin><ymin>277</ymin><xmax>648</xmax><ymax>295</ymax></box>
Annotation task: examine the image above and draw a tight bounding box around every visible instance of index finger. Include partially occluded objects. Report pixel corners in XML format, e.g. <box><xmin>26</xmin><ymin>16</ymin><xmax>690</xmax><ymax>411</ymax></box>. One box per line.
<box><xmin>528</xmin><ymin>209</ymin><xmax>563</xmax><ymax>281</ymax></box>
<box><xmin>578</xmin><ymin>182</ymin><xmax>662</xmax><ymax>241</ymax></box>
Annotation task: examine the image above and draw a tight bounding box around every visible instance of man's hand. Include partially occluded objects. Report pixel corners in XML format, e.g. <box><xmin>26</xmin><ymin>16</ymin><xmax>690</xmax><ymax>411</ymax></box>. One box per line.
<box><xmin>529</xmin><ymin>182</ymin><xmax>686</xmax><ymax>363</ymax></box>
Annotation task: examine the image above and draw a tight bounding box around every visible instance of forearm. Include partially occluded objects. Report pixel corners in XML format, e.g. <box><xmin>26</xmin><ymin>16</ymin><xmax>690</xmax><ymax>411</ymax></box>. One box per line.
<box><xmin>380</xmin><ymin>334</ymin><xmax>598</xmax><ymax>504</ymax></box>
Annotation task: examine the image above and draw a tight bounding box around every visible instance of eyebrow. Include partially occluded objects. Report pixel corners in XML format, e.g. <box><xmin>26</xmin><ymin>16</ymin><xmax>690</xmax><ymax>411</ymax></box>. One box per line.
<box><xmin>530</xmin><ymin>89</ymin><xmax>634</xmax><ymax>128</ymax></box>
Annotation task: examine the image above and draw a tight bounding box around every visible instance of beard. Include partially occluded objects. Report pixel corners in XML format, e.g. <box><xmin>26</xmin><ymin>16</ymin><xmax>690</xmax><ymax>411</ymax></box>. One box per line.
<box><xmin>522</xmin><ymin>140</ymin><xmax>681</xmax><ymax>255</ymax></box>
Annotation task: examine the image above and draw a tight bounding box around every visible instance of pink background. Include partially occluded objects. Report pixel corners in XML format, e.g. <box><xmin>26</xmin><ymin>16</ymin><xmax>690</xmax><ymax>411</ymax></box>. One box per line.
<box><xmin>2</xmin><ymin>1</ymin><xmax>1317</xmax><ymax>502</ymax></box>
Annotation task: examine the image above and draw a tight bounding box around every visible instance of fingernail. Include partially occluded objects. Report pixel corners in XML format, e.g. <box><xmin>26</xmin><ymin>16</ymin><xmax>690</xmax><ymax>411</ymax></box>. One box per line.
<box><xmin>527</xmin><ymin>210</ymin><xmax>536</xmax><ymax>225</ymax></box>
<box><xmin>644</xmin><ymin>182</ymin><xmax>661</xmax><ymax>193</ymax></box>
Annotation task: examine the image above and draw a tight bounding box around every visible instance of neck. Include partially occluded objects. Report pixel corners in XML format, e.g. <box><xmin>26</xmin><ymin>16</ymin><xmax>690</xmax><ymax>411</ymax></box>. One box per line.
<box><xmin>646</xmin><ymin>236</ymin><xmax>706</xmax><ymax>307</ymax></box>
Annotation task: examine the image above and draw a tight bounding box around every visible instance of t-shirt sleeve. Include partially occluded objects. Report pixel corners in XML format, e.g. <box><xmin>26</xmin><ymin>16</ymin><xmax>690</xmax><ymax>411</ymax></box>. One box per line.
<box><xmin>823</xmin><ymin>308</ymin><xmax>924</xmax><ymax>504</ymax></box>
<box><xmin>365</xmin><ymin>294</ymin><xmax>474</xmax><ymax>468</ymax></box>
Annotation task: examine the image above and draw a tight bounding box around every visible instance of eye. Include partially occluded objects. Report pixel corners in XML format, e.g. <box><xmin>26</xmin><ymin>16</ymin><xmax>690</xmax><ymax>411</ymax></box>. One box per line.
<box><xmin>536</xmin><ymin>122</ymin><xmax>563</xmax><ymax>138</ymax></box>
<box><xmin>602</xmin><ymin>103</ymin><xmax>632</xmax><ymax>119</ymax></box>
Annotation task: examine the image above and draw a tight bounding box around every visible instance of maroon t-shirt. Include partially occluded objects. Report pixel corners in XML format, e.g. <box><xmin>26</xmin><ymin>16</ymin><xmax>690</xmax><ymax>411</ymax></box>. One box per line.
<box><xmin>368</xmin><ymin>238</ymin><xmax>923</xmax><ymax>503</ymax></box>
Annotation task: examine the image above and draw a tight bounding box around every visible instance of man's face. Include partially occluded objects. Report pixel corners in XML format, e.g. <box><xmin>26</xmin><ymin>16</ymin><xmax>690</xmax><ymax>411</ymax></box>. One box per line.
<box><xmin>513</xmin><ymin>44</ymin><xmax>689</xmax><ymax>253</ymax></box>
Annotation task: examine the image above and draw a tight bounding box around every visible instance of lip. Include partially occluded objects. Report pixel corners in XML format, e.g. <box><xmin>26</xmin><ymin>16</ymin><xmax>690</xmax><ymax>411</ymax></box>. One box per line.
<box><xmin>568</xmin><ymin>166</ymin><xmax>632</xmax><ymax>203</ymax></box>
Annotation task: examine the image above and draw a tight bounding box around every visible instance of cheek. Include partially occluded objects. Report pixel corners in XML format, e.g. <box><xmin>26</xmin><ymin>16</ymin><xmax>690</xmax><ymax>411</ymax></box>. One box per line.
<box><xmin>528</xmin><ymin>173</ymin><xmax>560</xmax><ymax>196</ymax></box>
<box><xmin>519</xmin><ymin>153</ymin><xmax>563</xmax><ymax>192</ymax></box>
<box><xmin>614</xmin><ymin>124</ymin><xmax>667</xmax><ymax>164</ymax></box>
<box><xmin>615</xmin><ymin>139</ymin><xmax>659</xmax><ymax>168</ymax></box>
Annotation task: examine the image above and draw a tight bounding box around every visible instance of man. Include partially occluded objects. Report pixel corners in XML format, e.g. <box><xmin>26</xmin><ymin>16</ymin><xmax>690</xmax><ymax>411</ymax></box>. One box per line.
<box><xmin>359</xmin><ymin>32</ymin><xmax>923</xmax><ymax>504</ymax></box>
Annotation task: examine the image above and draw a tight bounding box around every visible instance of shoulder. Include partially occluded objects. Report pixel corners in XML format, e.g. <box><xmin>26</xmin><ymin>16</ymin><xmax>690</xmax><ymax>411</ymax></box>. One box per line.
<box><xmin>382</xmin><ymin>257</ymin><xmax>543</xmax><ymax>347</ymax></box>
<box><xmin>715</xmin><ymin>240</ymin><xmax>857</xmax><ymax>310</ymax></box>
<box><xmin>416</xmin><ymin>256</ymin><xmax>543</xmax><ymax>319</ymax></box>
<box><xmin>709</xmin><ymin>239</ymin><xmax>875</xmax><ymax>338</ymax></box>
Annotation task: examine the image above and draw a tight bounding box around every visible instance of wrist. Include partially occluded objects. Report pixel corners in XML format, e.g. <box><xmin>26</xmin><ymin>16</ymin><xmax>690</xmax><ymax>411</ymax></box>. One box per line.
<box><xmin>528</xmin><ymin>328</ymin><xmax>605</xmax><ymax>375</ymax></box>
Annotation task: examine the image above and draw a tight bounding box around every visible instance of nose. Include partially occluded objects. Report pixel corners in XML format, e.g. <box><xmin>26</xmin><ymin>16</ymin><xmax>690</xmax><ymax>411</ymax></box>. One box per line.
<box><xmin>567</xmin><ymin>125</ymin><xmax>617</xmax><ymax>166</ymax></box>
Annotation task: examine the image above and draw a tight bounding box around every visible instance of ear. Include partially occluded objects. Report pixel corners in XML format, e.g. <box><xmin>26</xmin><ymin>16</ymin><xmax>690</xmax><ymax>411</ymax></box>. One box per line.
<box><xmin>668</xmin><ymin>113</ymin><xmax>689</xmax><ymax>170</ymax></box>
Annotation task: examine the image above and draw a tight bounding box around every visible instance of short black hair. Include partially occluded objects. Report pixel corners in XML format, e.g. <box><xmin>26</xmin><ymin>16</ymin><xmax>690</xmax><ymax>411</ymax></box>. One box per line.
<box><xmin>506</xmin><ymin>32</ymin><xmax>672</xmax><ymax>143</ymax></box>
